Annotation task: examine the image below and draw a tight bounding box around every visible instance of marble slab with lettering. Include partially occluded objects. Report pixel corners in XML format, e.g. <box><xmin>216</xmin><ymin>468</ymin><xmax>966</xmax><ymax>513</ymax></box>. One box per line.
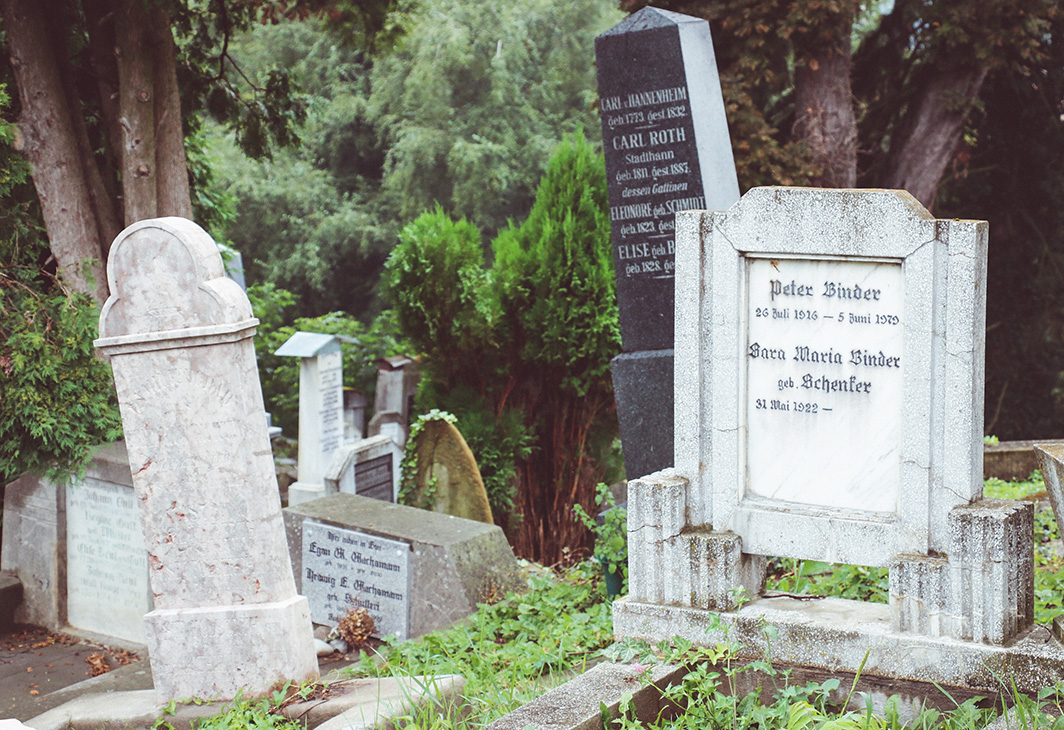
<box><xmin>302</xmin><ymin>521</ymin><xmax>410</xmax><ymax>640</ymax></box>
<box><xmin>66</xmin><ymin>479</ymin><xmax>151</xmax><ymax>644</ymax></box>
<box><xmin>745</xmin><ymin>258</ymin><xmax>904</xmax><ymax>513</ymax></box>
<box><xmin>672</xmin><ymin>188</ymin><xmax>987</xmax><ymax>566</ymax></box>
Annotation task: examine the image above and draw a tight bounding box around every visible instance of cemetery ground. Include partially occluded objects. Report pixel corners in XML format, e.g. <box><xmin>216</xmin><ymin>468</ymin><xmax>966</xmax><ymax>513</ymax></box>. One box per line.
<box><xmin>2</xmin><ymin>473</ymin><xmax>1061</xmax><ymax>730</ymax></box>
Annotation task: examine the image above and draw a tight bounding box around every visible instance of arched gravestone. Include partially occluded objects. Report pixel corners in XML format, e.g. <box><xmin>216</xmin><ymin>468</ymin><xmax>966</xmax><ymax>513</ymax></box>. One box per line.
<box><xmin>95</xmin><ymin>218</ymin><xmax>318</xmax><ymax>702</ymax></box>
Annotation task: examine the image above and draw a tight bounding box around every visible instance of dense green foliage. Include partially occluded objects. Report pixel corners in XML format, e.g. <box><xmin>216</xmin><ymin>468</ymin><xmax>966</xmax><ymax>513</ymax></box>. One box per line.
<box><xmin>212</xmin><ymin>0</ymin><xmax>621</xmax><ymax>320</ymax></box>
<box><xmin>937</xmin><ymin>18</ymin><xmax>1064</xmax><ymax>438</ymax></box>
<box><xmin>0</xmin><ymin>85</ymin><xmax>122</xmax><ymax>485</ymax></box>
<box><xmin>384</xmin><ymin>131</ymin><xmax>619</xmax><ymax>561</ymax></box>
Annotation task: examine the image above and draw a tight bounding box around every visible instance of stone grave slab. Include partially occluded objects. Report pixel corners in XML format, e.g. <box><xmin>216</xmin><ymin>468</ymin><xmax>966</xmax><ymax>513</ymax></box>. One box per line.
<box><xmin>2</xmin><ymin>441</ymin><xmax>152</xmax><ymax>645</ymax></box>
<box><xmin>284</xmin><ymin>494</ymin><xmax>520</xmax><ymax>640</ymax></box>
<box><xmin>595</xmin><ymin>7</ymin><xmax>739</xmax><ymax>479</ymax></box>
<box><xmin>302</xmin><ymin>522</ymin><xmax>410</xmax><ymax>639</ymax></box>
<box><xmin>66</xmin><ymin>476</ymin><xmax>150</xmax><ymax>644</ymax></box>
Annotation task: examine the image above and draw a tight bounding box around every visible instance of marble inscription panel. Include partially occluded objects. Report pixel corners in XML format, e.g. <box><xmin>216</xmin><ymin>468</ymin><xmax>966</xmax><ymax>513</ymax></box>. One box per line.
<box><xmin>302</xmin><ymin>521</ymin><xmax>409</xmax><ymax>640</ymax></box>
<box><xmin>318</xmin><ymin>350</ymin><xmax>344</xmax><ymax>458</ymax></box>
<box><xmin>744</xmin><ymin>257</ymin><xmax>904</xmax><ymax>513</ymax></box>
<box><xmin>66</xmin><ymin>479</ymin><xmax>150</xmax><ymax>643</ymax></box>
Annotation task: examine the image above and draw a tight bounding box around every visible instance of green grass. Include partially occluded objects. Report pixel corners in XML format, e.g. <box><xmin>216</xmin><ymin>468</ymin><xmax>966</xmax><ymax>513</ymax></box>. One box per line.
<box><xmin>765</xmin><ymin>472</ymin><xmax>1063</xmax><ymax>624</ymax></box>
<box><xmin>341</xmin><ymin>560</ymin><xmax>616</xmax><ymax>727</ymax></box>
<box><xmin>185</xmin><ymin>473</ymin><xmax>1064</xmax><ymax>730</ymax></box>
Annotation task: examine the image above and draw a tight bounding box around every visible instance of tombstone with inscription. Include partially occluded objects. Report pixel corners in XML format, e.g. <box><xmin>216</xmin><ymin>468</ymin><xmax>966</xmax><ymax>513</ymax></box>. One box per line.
<box><xmin>596</xmin><ymin>7</ymin><xmax>739</xmax><ymax>480</ymax></box>
<box><xmin>2</xmin><ymin>441</ymin><xmax>151</xmax><ymax>645</ymax></box>
<box><xmin>615</xmin><ymin>188</ymin><xmax>1064</xmax><ymax>694</ymax></box>
<box><xmin>325</xmin><ymin>434</ymin><xmax>403</xmax><ymax>502</ymax></box>
<box><xmin>276</xmin><ymin>332</ymin><xmax>345</xmax><ymax>505</ymax></box>
<box><xmin>284</xmin><ymin>494</ymin><xmax>521</xmax><ymax>641</ymax></box>
<box><xmin>95</xmin><ymin>217</ymin><xmax>317</xmax><ymax>701</ymax></box>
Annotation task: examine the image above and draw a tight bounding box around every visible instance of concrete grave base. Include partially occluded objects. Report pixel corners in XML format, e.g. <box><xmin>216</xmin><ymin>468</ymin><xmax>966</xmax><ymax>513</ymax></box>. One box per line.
<box><xmin>485</xmin><ymin>662</ymin><xmax>685</xmax><ymax>730</ymax></box>
<box><xmin>144</xmin><ymin>595</ymin><xmax>317</xmax><ymax>701</ymax></box>
<box><xmin>614</xmin><ymin>595</ymin><xmax>1064</xmax><ymax>696</ymax></box>
<box><xmin>26</xmin><ymin>675</ymin><xmax>463</xmax><ymax>730</ymax></box>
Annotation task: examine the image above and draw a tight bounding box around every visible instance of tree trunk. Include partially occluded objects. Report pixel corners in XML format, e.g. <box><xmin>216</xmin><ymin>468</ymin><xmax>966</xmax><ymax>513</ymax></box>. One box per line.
<box><xmin>45</xmin><ymin>0</ymin><xmax>123</xmax><ymax>257</ymax></box>
<box><xmin>3</xmin><ymin>0</ymin><xmax>194</xmax><ymax>301</ymax></box>
<box><xmin>877</xmin><ymin>65</ymin><xmax>989</xmax><ymax>210</ymax></box>
<box><xmin>1</xmin><ymin>0</ymin><xmax>109</xmax><ymax>304</ymax></box>
<box><xmin>792</xmin><ymin>6</ymin><xmax>858</xmax><ymax>188</ymax></box>
<box><xmin>115</xmin><ymin>0</ymin><xmax>158</xmax><ymax>223</ymax></box>
<box><xmin>149</xmin><ymin>5</ymin><xmax>192</xmax><ymax>220</ymax></box>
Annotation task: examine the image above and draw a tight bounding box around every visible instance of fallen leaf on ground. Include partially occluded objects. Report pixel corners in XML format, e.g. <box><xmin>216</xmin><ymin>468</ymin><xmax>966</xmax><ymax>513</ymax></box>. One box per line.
<box><xmin>86</xmin><ymin>653</ymin><xmax>109</xmax><ymax>677</ymax></box>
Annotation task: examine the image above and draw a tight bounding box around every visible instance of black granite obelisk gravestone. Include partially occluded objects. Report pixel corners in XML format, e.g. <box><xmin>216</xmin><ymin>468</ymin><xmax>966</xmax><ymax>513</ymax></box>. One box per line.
<box><xmin>596</xmin><ymin>8</ymin><xmax>739</xmax><ymax>480</ymax></box>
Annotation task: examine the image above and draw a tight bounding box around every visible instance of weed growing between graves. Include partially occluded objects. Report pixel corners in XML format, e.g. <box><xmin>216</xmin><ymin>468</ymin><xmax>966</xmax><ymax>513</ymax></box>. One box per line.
<box><xmin>343</xmin><ymin>560</ymin><xmax>615</xmax><ymax>727</ymax></box>
<box><xmin>764</xmin><ymin>472</ymin><xmax>1064</xmax><ymax>624</ymax></box>
<box><xmin>573</xmin><ymin>483</ymin><xmax>629</xmax><ymax>595</ymax></box>
<box><xmin>606</xmin><ymin>634</ymin><xmax>1064</xmax><ymax>730</ymax></box>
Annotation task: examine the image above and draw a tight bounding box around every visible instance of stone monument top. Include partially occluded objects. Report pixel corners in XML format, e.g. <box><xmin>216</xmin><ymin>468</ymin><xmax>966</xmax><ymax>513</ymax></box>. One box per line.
<box><xmin>276</xmin><ymin>331</ymin><xmax>341</xmax><ymax>359</ymax></box>
<box><xmin>99</xmin><ymin>217</ymin><xmax>253</xmax><ymax>342</ymax></box>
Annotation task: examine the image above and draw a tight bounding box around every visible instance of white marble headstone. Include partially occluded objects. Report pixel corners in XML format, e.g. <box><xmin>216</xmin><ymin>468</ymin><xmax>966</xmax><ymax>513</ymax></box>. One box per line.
<box><xmin>673</xmin><ymin>188</ymin><xmax>987</xmax><ymax>566</ymax></box>
<box><xmin>95</xmin><ymin>217</ymin><xmax>318</xmax><ymax>701</ymax></box>
<box><xmin>276</xmin><ymin>332</ymin><xmax>344</xmax><ymax>505</ymax></box>
<box><xmin>65</xmin><ymin>479</ymin><xmax>150</xmax><ymax>644</ymax></box>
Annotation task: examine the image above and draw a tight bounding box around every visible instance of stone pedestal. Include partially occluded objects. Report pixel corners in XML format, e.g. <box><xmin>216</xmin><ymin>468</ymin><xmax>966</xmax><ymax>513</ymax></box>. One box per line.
<box><xmin>627</xmin><ymin>470</ymin><xmax>764</xmax><ymax>611</ymax></box>
<box><xmin>889</xmin><ymin>499</ymin><xmax>1033</xmax><ymax>645</ymax></box>
<box><xmin>95</xmin><ymin>217</ymin><xmax>317</xmax><ymax>701</ymax></box>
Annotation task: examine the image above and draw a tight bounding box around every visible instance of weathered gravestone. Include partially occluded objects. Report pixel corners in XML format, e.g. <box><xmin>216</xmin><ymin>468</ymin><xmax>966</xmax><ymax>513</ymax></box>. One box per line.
<box><xmin>369</xmin><ymin>356</ymin><xmax>420</xmax><ymax>448</ymax></box>
<box><xmin>615</xmin><ymin>188</ymin><xmax>1064</xmax><ymax>694</ymax></box>
<box><xmin>94</xmin><ymin>217</ymin><xmax>317</xmax><ymax>701</ymax></box>
<box><xmin>325</xmin><ymin>433</ymin><xmax>403</xmax><ymax>502</ymax></box>
<box><xmin>276</xmin><ymin>332</ymin><xmax>345</xmax><ymax>505</ymax></box>
<box><xmin>2</xmin><ymin>442</ymin><xmax>151</xmax><ymax>645</ymax></box>
<box><xmin>596</xmin><ymin>7</ymin><xmax>740</xmax><ymax>480</ymax></box>
<box><xmin>284</xmin><ymin>494</ymin><xmax>520</xmax><ymax>642</ymax></box>
<box><xmin>406</xmin><ymin>419</ymin><xmax>494</xmax><ymax>525</ymax></box>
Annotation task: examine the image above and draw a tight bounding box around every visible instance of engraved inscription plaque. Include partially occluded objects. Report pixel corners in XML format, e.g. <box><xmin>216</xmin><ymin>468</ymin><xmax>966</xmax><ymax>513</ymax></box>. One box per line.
<box><xmin>355</xmin><ymin>454</ymin><xmax>393</xmax><ymax>501</ymax></box>
<box><xmin>302</xmin><ymin>521</ymin><xmax>410</xmax><ymax>640</ymax></box>
<box><xmin>66</xmin><ymin>480</ymin><xmax>151</xmax><ymax>643</ymax></box>
<box><xmin>744</xmin><ymin>258</ymin><xmax>905</xmax><ymax>513</ymax></box>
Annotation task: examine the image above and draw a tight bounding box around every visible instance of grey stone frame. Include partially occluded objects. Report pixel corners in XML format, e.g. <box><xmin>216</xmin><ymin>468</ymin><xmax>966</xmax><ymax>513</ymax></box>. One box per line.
<box><xmin>673</xmin><ymin>187</ymin><xmax>988</xmax><ymax>566</ymax></box>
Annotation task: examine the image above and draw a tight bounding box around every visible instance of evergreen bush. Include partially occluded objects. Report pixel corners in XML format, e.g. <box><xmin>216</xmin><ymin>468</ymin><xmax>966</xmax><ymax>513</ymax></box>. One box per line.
<box><xmin>383</xmin><ymin>130</ymin><xmax>620</xmax><ymax>561</ymax></box>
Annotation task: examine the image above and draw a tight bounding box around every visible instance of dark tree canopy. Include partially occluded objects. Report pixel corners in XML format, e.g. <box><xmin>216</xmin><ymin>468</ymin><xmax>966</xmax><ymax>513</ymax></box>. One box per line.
<box><xmin>622</xmin><ymin>0</ymin><xmax>1060</xmax><ymax>210</ymax></box>
<box><xmin>0</xmin><ymin>0</ymin><xmax>400</xmax><ymax>305</ymax></box>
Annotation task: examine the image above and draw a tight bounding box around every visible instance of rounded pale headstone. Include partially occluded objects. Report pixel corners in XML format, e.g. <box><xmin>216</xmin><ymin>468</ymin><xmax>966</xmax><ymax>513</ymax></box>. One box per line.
<box><xmin>94</xmin><ymin>216</ymin><xmax>318</xmax><ymax>701</ymax></box>
<box><xmin>408</xmin><ymin>420</ymin><xmax>493</xmax><ymax>524</ymax></box>
<box><xmin>99</xmin><ymin>217</ymin><xmax>252</xmax><ymax>339</ymax></box>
